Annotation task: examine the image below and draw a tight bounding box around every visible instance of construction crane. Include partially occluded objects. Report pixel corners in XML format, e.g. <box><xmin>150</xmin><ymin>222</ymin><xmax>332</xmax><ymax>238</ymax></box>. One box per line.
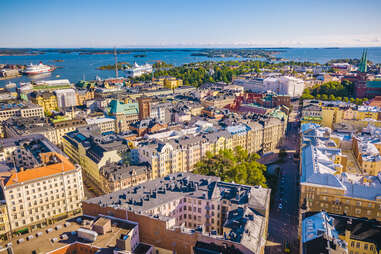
<box><xmin>114</xmin><ymin>47</ymin><xmax>118</xmax><ymax>78</ymax></box>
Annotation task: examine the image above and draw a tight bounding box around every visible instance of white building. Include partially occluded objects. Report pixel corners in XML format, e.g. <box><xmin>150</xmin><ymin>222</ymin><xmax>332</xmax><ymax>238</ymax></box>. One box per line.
<box><xmin>86</xmin><ymin>117</ymin><xmax>115</xmax><ymax>134</ymax></box>
<box><xmin>1</xmin><ymin>152</ymin><xmax>84</xmax><ymax>233</ymax></box>
<box><xmin>263</xmin><ymin>76</ymin><xmax>305</xmax><ymax>97</ymax></box>
<box><xmin>55</xmin><ymin>89</ymin><xmax>77</xmax><ymax>109</ymax></box>
<box><xmin>232</xmin><ymin>78</ymin><xmax>264</xmax><ymax>92</ymax></box>
<box><xmin>125</xmin><ymin>63</ymin><xmax>153</xmax><ymax>78</ymax></box>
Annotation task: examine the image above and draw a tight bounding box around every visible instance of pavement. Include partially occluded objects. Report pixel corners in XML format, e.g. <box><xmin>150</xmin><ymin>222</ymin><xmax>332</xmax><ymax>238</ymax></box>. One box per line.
<box><xmin>266</xmin><ymin>104</ymin><xmax>301</xmax><ymax>254</ymax></box>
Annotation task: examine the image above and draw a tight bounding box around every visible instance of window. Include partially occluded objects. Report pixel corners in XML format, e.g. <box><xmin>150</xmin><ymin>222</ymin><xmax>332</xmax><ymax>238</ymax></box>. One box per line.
<box><xmin>356</xmin><ymin>242</ymin><xmax>360</xmax><ymax>248</ymax></box>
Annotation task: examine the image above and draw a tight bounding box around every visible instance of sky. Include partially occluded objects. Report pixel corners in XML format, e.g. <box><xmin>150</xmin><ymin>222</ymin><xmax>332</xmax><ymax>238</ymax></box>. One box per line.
<box><xmin>1</xmin><ymin>0</ymin><xmax>381</xmax><ymax>48</ymax></box>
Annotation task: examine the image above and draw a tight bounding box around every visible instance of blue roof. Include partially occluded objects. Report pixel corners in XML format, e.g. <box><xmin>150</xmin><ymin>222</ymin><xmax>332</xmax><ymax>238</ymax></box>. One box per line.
<box><xmin>302</xmin><ymin>212</ymin><xmax>339</xmax><ymax>243</ymax></box>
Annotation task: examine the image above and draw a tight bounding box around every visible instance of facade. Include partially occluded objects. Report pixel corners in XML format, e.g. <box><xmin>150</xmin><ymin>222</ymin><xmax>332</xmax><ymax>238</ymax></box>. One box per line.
<box><xmin>138</xmin><ymin>97</ymin><xmax>151</xmax><ymax>120</ymax></box>
<box><xmin>86</xmin><ymin>117</ymin><xmax>116</xmax><ymax>134</ymax></box>
<box><xmin>82</xmin><ymin>173</ymin><xmax>271</xmax><ymax>254</ymax></box>
<box><xmin>301</xmin><ymin>212</ymin><xmax>348</xmax><ymax>254</ymax></box>
<box><xmin>55</xmin><ymin>89</ymin><xmax>77</xmax><ymax>109</ymax></box>
<box><xmin>329</xmin><ymin>213</ymin><xmax>381</xmax><ymax>254</ymax></box>
<box><xmin>163</xmin><ymin>76</ymin><xmax>183</xmax><ymax>89</ymax></box>
<box><xmin>62</xmin><ymin>127</ymin><xmax>127</xmax><ymax>192</ymax></box>
<box><xmin>299</xmin><ymin>124</ymin><xmax>381</xmax><ymax>221</ymax></box>
<box><xmin>52</xmin><ymin>118</ymin><xmax>87</xmax><ymax>146</ymax></box>
<box><xmin>99</xmin><ymin>162</ymin><xmax>151</xmax><ymax>193</ymax></box>
<box><xmin>262</xmin><ymin>76</ymin><xmax>305</xmax><ymax>97</ymax></box>
<box><xmin>0</xmin><ymin>151</ymin><xmax>84</xmax><ymax>235</ymax></box>
<box><xmin>31</xmin><ymin>91</ymin><xmax>58</xmax><ymax>113</ymax></box>
<box><xmin>76</xmin><ymin>89</ymin><xmax>95</xmax><ymax>106</ymax></box>
<box><xmin>352</xmin><ymin>134</ymin><xmax>381</xmax><ymax>175</ymax></box>
<box><xmin>2</xmin><ymin>117</ymin><xmax>59</xmax><ymax>145</ymax></box>
<box><xmin>0</xmin><ymin>102</ymin><xmax>44</xmax><ymax>122</ymax></box>
<box><xmin>0</xmin><ymin>201</ymin><xmax>10</xmax><ymax>239</ymax></box>
<box><xmin>109</xmin><ymin>100</ymin><xmax>139</xmax><ymax>133</ymax></box>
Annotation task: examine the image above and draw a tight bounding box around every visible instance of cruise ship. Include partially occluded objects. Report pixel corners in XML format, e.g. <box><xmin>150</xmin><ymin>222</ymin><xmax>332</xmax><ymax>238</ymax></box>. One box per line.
<box><xmin>23</xmin><ymin>62</ymin><xmax>55</xmax><ymax>75</ymax></box>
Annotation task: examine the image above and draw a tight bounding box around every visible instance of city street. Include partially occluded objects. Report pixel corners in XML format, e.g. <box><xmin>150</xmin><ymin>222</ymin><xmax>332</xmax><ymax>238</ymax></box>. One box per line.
<box><xmin>266</xmin><ymin>102</ymin><xmax>301</xmax><ymax>254</ymax></box>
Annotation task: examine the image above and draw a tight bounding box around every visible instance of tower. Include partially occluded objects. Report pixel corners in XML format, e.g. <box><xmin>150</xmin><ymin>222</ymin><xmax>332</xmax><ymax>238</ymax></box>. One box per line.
<box><xmin>114</xmin><ymin>47</ymin><xmax>118</xmax><ymax>78</ymax></box>
<box><xmin>358</xmin><ymin>49</ymin><xmax>368</xmax><ymax>73</ymax></box>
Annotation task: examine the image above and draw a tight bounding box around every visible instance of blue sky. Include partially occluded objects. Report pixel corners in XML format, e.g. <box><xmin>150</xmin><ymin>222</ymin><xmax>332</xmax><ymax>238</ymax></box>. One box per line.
<box><xmin>1</xmin><ymin>0</ymin><xmax>380</xmax><ymax>47</ymax></box>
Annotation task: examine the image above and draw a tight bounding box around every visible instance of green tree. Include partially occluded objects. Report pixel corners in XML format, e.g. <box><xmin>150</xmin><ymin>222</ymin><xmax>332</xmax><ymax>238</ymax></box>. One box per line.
<box><xmin>194</xmin><ymin>147</ymin><xmax>267</xmax><ymax>187</ymax></box>
<box><xmin>329</xmin><ymin>94</ymin><xmax>336</xmax><ymax>101</ymax></box>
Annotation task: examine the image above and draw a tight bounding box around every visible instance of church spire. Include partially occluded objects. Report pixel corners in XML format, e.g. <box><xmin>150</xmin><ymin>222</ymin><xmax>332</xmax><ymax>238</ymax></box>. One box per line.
<box><xmin>358</xmin><ymin>49</ymin><xmax>368</xmax><ymax>73</ymax></box>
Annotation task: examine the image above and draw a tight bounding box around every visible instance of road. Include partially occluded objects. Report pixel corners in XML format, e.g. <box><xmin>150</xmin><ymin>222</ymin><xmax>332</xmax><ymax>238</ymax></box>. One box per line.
<box><xmin>266</xmin><ymin>101</ymin><xmax>301</xmax><ymax>254</ymax></box>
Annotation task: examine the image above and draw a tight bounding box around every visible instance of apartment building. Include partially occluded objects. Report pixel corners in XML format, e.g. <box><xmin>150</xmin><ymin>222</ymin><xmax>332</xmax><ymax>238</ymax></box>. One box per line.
<box><xmin>0</xmin><ymin>201</ymin><xmax>10</xmax><ymax>240</ymax></box>
<box><xmin>301</xmin><ymin>212</ymin><xmax>348</xmax><ymax>254</ymax></box>
<box><xmin>0</xmin><ymin>102</ymin><xmax>44</xmax><ymax>122</ymax></box>
<box><xmin>1</xmin><ymin>153</ymin><xmax>83</xmax><ymax>234</ymax></box>
<box><xmin>82</xmin><ymin>173</ymin><xmax>271</xmax><ymax>254</ymax></box>
<box><xmin>99</xmin><ymin>161</ymin><xmax>151</xmax><ymax>193</ymax></box>
<box><xmin>53</xmin><ymin>118</ymin><xmax>87</xmax><ymax>147</ymax></box>
<box><xmin>30</xmin><ymin>91</ymin><xmax>58</xmax><ymax>113</ymax></box>
<box><xmin>62</xmin><ymin>126</ymin><xmax>127</xmax><ymax>191</ymax></box>
<box><xmin>2</xmin><ymin>117</ymin><xmax>59</xmax><ymax>144</ymax></box>
<box><xmin>352</xmin><ymin>135</ymin><xmax>381</xmax><ymax>176</ymax></box>
<box><xmin>132</xmin><ymin>130</ymin><xmax>232</xmax><ymax>179</ymax></box>
<box><xmin>300</xmin><ymin>124</ymin><xmax>381</xmax><ymax>221</ymax></box>
<box><xmin>76</xmin><ymin>89</ymin><xmax>95</xmax><ymax>106</ymax></box>
<box><xmin>86</xmin><ymin>117</ymin><xmax>116</xmax><ymax>134</ymax></box>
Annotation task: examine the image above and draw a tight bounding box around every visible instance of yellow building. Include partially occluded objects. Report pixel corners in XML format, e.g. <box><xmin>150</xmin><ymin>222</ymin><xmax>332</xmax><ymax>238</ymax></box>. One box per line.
<box><xmin>300</xmin><ymin>124</ymin><xmax>381</xmax><ymax>222</ymax></box>
<box><xmin>31</xmin><ymin>91</ymin><xmax>58</xmax><ymax>113</ymax></box>
<box><xmin>352</xmin><ymin>136</ymin><xmax>381</xmax><ymax>176</ymax></box>
<box><xmin>62</xmin><ymin>129</ymin><xmax>123</xmax><ymax>192</ymax></box>
<box><xmin>321</xmin><ymin>105</ymin><xmax>344</xmax><ymax>128</ymax></box>
<box><xmin>0</xmin><ymin>201</ymin><xmax>10</xmax><ymax>239</ymax></box>
<box><xmin>163</xmin><ymin>77</ymin><xmax>183</xmax><ymax>89</ymax></box>
<box><xmin>326</xmin><ymin>214</ymin><xmax>381</xmax><ymax>254</ymax></box>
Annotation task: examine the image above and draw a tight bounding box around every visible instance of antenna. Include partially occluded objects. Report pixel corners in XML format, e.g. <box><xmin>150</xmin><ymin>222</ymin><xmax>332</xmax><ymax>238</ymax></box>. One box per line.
<box><xmin>114</xmin><ymin>47</ymin><xmax>118</xmax><ymax>78</ymax></box>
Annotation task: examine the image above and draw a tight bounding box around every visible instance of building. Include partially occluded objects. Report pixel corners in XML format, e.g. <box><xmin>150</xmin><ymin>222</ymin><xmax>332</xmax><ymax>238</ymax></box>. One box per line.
<box><xmin>62</xmin><ymin>126</ymin><xmax>128</xmax><ymax>192</ymax></box>
<box><xmin>109</xmin><ymin>100</ymin><xmax>139</xmax><ymax>133</ymax></box>
<box><xmin>263</xmin><ymin>76</ymin><xmax>305</xmax><ymax>97</ymax></box>
<box><xmin>82</xmin><ymin>173</ymin><xmax>271</xmax><ymax>254</ymax></box>
<box><xmin>7</xmin><ymin>215</ymin><xmax>152</xmax><ymax>254</ymax></box>
<box><xmin>86</xmin><ymin>117</ymin><xmax>116</xmax><ymax>134</ymax></box>
<box><xmin>201</xmin><ymin>95</ymin><xmax>235</xmax><ymax>109</ymax></box>
<box><xmin>0</xmin><ymin>201</ymin><xmax>10</xmax><ymax>240</ymax></box>
<box><xmin>55</xmin><ymin>89</ymin><xmax>77</xmax><ymax>109</ymax></box>
<box><xmin>138</xmin><ymin>97</ymin><xmax>151</xmax><ymax>120</ymax></box>
<box><xmin>329</xmin><ymin>213</ymin><xmax>381</xmax><ymax>254</ymax></box>
<box><xmin>299</xmin><ymin>124</ymin><xmax>381</xmax><ymax>221</ymax></box>
<box><xmin>352</xmin><ymin>134</ymin><xmax>381</xmax><ymax>175</ymax></box>
<box><xmin>99</xmin><ymin>162</ymin><xmax>151</xmax><ymax>193</ymax></box>
<box><xmin>76</xmin><ymin>89</ymin><xmax>95</xmax><ymax>106</ymax></box>
<box><xmin>0</xmin><ymin>135</ymin><xmax>84</xmax><ymax>236</ymax></box>
<box><xmin>0</xmin><ymin>102</ymin><xmax>44</xmax><ymax>122</ymax></box>
<box><xmin>163</xmin><ymin>76</ymin><xmax>183</xmax><ymax>89</ymax></box>
<box><xmin>52</xmin><ymin>118</ymin><xmax>87</xmax><ymax>147</ymax></box>
<box><xmin>125</xmin><ymin>63</ymin><xmax>153</xmax><ymax>78</ymax></box>
<box><xmin>301</xmin><ymin>212</ymin><xmax>348</xmax><ymax>254</ymax></box>
<box><xmin>2</xmin><ymin>117</ymin><xmax>59</xmax><ymax>145</ymax></box>
<box><xmin>30</xmin><ymin>91</ymin><xmax>58</xmax><ymax>113</ymax></box>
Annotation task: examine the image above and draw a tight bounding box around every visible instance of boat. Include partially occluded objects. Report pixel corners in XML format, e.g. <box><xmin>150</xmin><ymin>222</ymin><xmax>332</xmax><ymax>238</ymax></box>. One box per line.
<box><xmin>5</xmin><ymin>82</ymin><xmax>16</xmax><ymax>89</ymax></box>
<box><xmin>23</xmin><ymin>62</ymin><xmax>55</xmax><ymax>75</ymax></box>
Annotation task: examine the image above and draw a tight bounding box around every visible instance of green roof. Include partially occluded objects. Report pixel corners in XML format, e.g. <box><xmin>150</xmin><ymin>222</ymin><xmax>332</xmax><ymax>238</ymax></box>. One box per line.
<box><xmin>109</xmin><ymin>100</ymin><xmax>139</xmax><ymax>115</ymax></box>
<box><xmin>366</xmin><ymin>80</ymin><xmax>381</xmax><ymax>88</ymax></box>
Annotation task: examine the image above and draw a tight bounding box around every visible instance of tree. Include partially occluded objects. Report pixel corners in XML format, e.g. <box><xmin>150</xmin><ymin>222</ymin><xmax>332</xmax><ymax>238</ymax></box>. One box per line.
<box><xmin>329</xmin><ymin>94</ymin><xmax>336</xmax><ymax>101</ymax></box>
<box><xmin>193</xmin><ymin>147</ymin><xmax>267</xmax><ymax>187</ymax></box>
<box><xmin>321</xmin><ymin>94</ymin><xmax>328</xmax><ymax>101</ymax></box>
